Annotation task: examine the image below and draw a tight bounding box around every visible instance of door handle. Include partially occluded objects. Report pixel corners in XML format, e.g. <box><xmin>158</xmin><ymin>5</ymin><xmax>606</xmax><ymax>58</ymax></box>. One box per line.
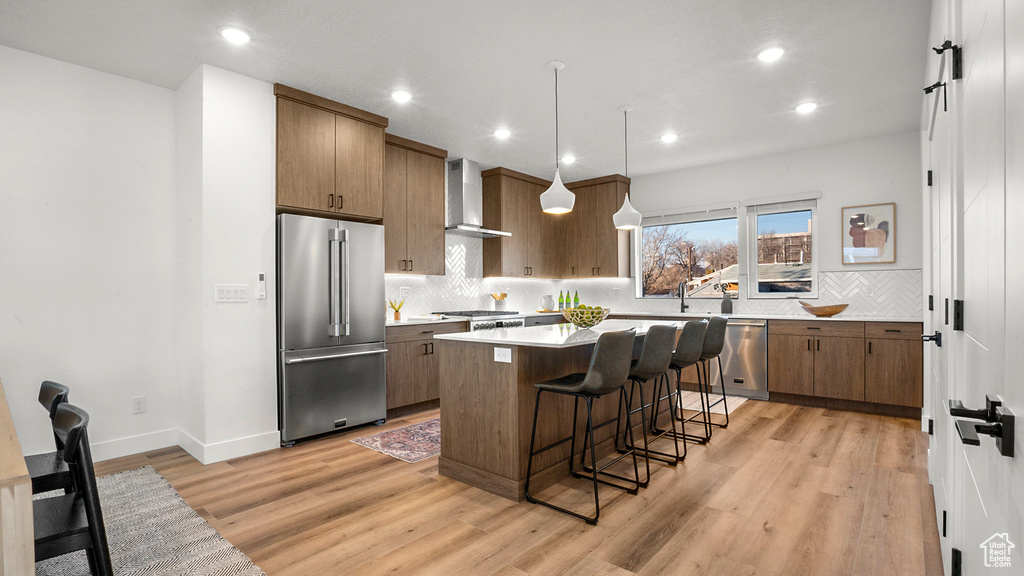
<box><xmin>807</xmin><ymin>339</ymin><xmax>811</xmax><ymax>351</ymax></box>
<box><xmin>597</xmin><ymin>267</ymin><xmax>601</xmax><ymax>275</ymax></box>
<box><xmin>428</xmin><ymin>342</ymin><xmax>435</xmax><ymax>354</ymax></box>
<box><xmin>285</xmin><ymin>349</ymin><xmax>388</xmax><ymax>364</ymax></box>
<box><xmin>339</xmin><ymin>195</ymin><xmax>343</xmax><ymax>210</ymax></box>
<box><xmin>328</xmin><ymin>229</ymin><xmax>342</xmax><ymax>337</ymax></box>
<box><xmin>328</xmin><ymin>194</ymin><xmax>334</xmax><ymax>208</ymax></box>
<box><xmin>409</xmin><ymin>260</ymin><xmax>413</xmax><ymax>271</ymax></box>
<box><xmin>422</xmin><ymin>343</ymin><xmax>429</xmax><ymax>355</ymax></box>
<box><xmin>816</xmin><ymin>339</ymin><xmax>820</xmax><ymax>351</ymax></box>
<box><xmin>401</xmin><ymin>259</ymin><xmax>407</xmax><ymax>271</ymax></box>
<box><xmin>868</xmin><ymin>341</ymin><xmax>872</xmax><ymax>354</ymax></box>
<box><xmin>955</xmin><ymin>406</ymin><xmax>1015</xmax><ymax>457</ymax></box>
<box><xmin>949</xmin><ymin>395</ymin><xmax>1002</xmax><ymax>421</ymax></box>
<box><xmin>923</xmin><ymin>332</ymin><xmax>942</xmax><ymax>347</ymax></box>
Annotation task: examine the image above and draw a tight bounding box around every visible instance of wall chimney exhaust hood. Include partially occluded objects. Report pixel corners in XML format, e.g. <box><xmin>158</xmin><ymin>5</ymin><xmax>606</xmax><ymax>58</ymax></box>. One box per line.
<box><xmin>446</xmin><ymin>159</ymin><xmax>511</xmax><ymax>238</ymax></box>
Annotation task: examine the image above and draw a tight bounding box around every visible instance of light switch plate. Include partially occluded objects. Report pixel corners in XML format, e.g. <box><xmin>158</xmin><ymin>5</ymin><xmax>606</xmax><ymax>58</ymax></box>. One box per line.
<box><xmin>494</xmin><ymin>347</ymin><xmax>512</xmax><ymax>363</ymax></box>
<box><xmin>215</xmin><ymin>284</ymin><xmax>248</xmax><ymax>303</ymax></box>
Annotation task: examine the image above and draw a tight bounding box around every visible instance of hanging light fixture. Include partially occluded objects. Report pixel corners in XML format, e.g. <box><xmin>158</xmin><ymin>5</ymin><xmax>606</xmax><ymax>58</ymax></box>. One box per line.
<box><xmin>613</xmin><ymin>105</ymin><xmax>643</xmax><ymax>230</ymax></box>
<box><xmin>539</xmin><ymin>61</ymin><xmax>575</xmax><ymax>214</ymax></box>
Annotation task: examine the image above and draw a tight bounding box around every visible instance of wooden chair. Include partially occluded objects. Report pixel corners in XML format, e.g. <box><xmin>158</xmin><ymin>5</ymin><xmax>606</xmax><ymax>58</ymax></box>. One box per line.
<box><xmin>25</xmin><ymin>380</ymin><xmax>74</xmax><ymax>494</ymax></box>
<box><xmin>33</xmin><ymin>403</ymin><xmax>114</xmax><ymax>576</ymax></box>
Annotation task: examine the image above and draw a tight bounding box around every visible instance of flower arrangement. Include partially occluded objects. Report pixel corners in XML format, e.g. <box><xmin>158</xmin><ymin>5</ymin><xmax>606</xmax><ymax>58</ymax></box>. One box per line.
<box><xmin>388</xmin><ymin>298</ymin><xmax>405</xmax><ymax>321</ymax></box>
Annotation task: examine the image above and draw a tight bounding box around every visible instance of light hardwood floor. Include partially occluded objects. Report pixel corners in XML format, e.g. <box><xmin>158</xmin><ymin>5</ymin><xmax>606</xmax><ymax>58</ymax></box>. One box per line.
<box><xmin>95</xmin><ymin>401</ymin><xmax>943</xmax><ymax>576</ymax></box>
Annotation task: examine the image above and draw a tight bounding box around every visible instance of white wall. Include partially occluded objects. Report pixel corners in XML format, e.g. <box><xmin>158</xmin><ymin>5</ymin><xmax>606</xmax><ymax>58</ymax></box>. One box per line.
<box><xmin>0</xmin><ymin>45</ymin><xmax>180</xmax><ymax>459</ymax></box>
<box><xmin>631</xmin><ymin>131</ymin><xmax>923</xmax><ymax>272</ymax></box>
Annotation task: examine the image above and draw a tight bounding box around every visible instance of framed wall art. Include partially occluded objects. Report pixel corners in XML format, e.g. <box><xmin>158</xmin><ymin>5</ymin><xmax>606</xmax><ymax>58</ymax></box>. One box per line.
<box><xmin>842</xmin><ymin>202</ymin><xmax>895</xmax><ymax>264</ymax></box>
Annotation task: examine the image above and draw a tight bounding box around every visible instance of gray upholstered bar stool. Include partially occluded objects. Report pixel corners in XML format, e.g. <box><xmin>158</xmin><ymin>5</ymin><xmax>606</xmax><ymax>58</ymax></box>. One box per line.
<box><xmin>525</xmin><ymin>329</ymin><xmax>639</xmax><ymax>525</ymax></box>
<box><xmin>699</xmin><ymin>316</ymin><xmax>730</xmax><ymax>434</ymax></box>
<box><xmin>616</xmin><ymin>324</ymin><xmax>681</xmax><ymax>485</ymax></box>
<box><xmin>24</xmin><ymin>380</ymin><xmax>74</xmax><ymax>494</ymax></box>
<box><xmin>658</xmin><ymin>320</ymin><xmax>709</xmax><ymax>447</ymax></box>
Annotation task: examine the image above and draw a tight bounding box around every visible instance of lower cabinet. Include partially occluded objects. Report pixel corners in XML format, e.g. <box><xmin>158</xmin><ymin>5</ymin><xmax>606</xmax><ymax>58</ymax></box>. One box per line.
<box><xmin>768</xmin><ymin>320</ymin><xmax>922</xmax><ymax>408</ymax></box>
<box><xmin>385</xmin><ymin>322</ymin><xmax>468</xmax><ymax>410</ymax></box>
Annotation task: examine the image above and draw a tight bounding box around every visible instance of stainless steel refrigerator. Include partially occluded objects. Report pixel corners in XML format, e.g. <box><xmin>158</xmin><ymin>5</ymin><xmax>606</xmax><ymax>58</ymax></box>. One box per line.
<box><xmin>277</xmin><ymin>213</ymin><xmax>386</xmax><ymax>445</ymax></box>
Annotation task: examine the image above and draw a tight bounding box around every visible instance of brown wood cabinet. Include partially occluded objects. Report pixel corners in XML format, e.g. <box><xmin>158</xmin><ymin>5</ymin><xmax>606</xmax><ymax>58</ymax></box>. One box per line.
<box><xmin>563</xmin><ymin>175</ymin><xmax>631</xmax><ymax>278</ymax></box>
<box><xmin>482</xmin><ymin>168</ymin><xmax>566</xmax><ymax>278</ymax></box>
<box><xmin>385</xmin><ymin>322</ymin><xmax>468</xmax><ymax>409</ymax></box>
<box><xmin>275</xmin><ymin>84</ymin><xmax>388</xmax><ymax>221</ymax></box>
<box><xmin>768</xmin><ymin>319</ymin><xmax>922</xmax><ymax>407</ymax></box>
<box><xmin>865</xmin><ymin>323</ymin><xmax>924</xmax><ymax>406</ymax></box>
<box><xmin>383</xmin><ymin>135</ymin><xmax>447</xmax><ymax>275</ymax></box>
<box><xmin>481</xmin><ymin>169</ymin><xmax>629</xmax><ymax>279</ymax></box>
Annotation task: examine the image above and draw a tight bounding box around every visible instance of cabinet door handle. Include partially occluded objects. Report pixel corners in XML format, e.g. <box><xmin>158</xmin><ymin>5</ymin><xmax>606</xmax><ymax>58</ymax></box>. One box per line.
<box><xmin>524</xmin><ymin>267</ymin><xmax>528</xmax><ymax>276</ymax></box>
<box><xmin>592</xmin><ymin>267</ymin><xmax>596</xmax><ymax>275</ymax></box>
<box><xmin>422</xmin><ymin>343</ymin><xmax>429</xmax><ymax>355</ymax></box>
<box><xmin>339</xmin><ymin>195</ymin><xmax>343</xmax><ymax>210</ymax></box>
<box><xmin>409</xmin><ymin>260</ymin><xmax>413</xmax><ymax>271</ymax></box>
<box><xmin>429</xmin><ymin>342</ymin><xmax>435</xmax><ymax>354</ymax></box>
<box><xmin>885</xmin><ymin>329</ymin><xmax>902</xmax><ymax>333</ymax></box>
<box><xmin>868</xmin><ymin>341</ymin><xmax>872</xmax><ymax>354</ymax></box>
<box><xmin>572</xmin><ymin>266</ymin><xmax>575</xmax><ymax>275</ymax></box>
<box><xmin>807</xmin><ymin>339</ymin><xmax>811</xmax><ymax>350</ymax></box>
<box><xmin>328</xmin><ymin>194</ymin><xmax>334</xmax><ymax>208</ymax></box>
<box><xmin>597</xmin><ymin>267</ymin><xmax>601</xmax><ymax>276</ymax></box>
<box><xmin>400</xmin><ymin>259</ymin><xmax>407</xmax><ymax>271</ymax></box>
<box><xmin>817</xmin><ymin>339</ymin><xmax>820</xmax><ymax>351</ymax></box>
<box><xmin>806</xmin><ymin>326</ymin><xmax>821</xmax><ymax>330</ymax></box>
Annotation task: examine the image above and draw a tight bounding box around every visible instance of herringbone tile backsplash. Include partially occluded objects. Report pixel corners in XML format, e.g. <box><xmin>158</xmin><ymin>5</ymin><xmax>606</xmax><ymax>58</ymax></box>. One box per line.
<box><xmin>385</xmin><ymin>235</ymin><xmax>923</xmax><ymax>319</ymax></box>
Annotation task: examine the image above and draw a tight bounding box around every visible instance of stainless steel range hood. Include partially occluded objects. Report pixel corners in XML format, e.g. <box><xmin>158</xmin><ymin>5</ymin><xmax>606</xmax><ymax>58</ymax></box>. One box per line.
<box><xmin>446</xmin><ymin>159</ymin><xmax>511</xmax><ymax>238</ymax></box>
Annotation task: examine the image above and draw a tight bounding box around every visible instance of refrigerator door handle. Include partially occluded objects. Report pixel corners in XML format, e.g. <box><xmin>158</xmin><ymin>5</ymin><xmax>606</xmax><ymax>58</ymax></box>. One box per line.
<box><xmin>285</xmin><ymin>348</ymin><xmax>388</xmax><ymax>365</ymax></box>
<box><xmin>328</xmin><ymin>228</ymin><xmax>343</xmax><ymax>337</ymax></box>
<box><xmin>342</xmin><ymin>228</ymin><xmax>351</xmax><ymax>336</ymax></box>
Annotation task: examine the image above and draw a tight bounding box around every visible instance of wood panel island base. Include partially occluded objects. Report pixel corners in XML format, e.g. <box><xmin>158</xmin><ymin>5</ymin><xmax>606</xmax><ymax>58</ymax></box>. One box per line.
<box><xmin>435</xmin><ymin>320</ymin><xmax>681</xmax><ymax>501</ymax></box>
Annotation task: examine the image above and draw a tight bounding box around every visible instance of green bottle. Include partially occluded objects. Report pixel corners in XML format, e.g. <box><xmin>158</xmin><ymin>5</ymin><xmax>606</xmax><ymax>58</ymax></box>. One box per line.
<box><xmin>573</xmin><ymin>291</ymin><xmax>580</xmax><ymax>308</ymax></box>
<box><xmin>558</xmin><ymin>291</ymin><xmax>564</xmax><ymax>310</ymax></box>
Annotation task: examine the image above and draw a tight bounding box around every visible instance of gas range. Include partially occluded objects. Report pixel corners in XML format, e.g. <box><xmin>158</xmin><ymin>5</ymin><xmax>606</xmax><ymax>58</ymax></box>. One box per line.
<box><xmin>432</xmin><ymin>310</ymin><xmax>525</xmax><ymax>331</ymax></box>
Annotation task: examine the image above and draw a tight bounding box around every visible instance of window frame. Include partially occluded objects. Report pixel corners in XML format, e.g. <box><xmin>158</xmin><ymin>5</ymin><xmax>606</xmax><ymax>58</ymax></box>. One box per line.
<box><xmin>745</xmin><ymin>199</ymin><xmax>818</xmax><ymax>299</ymax></box>
<box><xmin>634</xmin><ymin>205</ymin><xmax>740</xmax><ymax>299</ymax></box>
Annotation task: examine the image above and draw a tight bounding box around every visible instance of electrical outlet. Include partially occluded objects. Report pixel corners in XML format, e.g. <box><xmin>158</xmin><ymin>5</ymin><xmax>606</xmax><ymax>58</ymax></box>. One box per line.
<box><xmin>400</xmin><ymin>287</ymin><xmax>410</xmax><ymax>299</ymax></box>
<box><xmin>133</xmin><ymin>396</ymin><xmax>146</xmax><ymax>414</ymax></box>
<box><xmin>494</xmin><ymin>347</ymin><xmax>512</xmax><ymax>363</ymax></box>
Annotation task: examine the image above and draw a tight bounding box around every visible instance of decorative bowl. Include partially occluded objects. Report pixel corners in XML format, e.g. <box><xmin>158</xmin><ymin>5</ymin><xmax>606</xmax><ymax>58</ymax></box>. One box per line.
<box><xmin>799</xmin><ymin>302</ymin><xmax>849</xmax><ymax>318</ymax></box>
<box><xmin>562</xmin><ymin>307</ymin><xmax>611</xmax><ymax>329</ymax></box>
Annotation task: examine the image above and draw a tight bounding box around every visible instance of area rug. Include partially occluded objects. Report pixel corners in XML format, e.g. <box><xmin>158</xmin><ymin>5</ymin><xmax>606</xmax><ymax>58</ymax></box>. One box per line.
<box><xmin>678</xmin><ymin>390</ymin><xmax>747</xmax><ymax>415</ymax></box>
<box><xmin>351</xmin><ymin>417</ymin><xmax>440</xmax><ymax>463</ymax></box>
<box><xmin>35</xmin><ymin>466</ymin><xmax>265</xmax><ymax>576</ymax></box>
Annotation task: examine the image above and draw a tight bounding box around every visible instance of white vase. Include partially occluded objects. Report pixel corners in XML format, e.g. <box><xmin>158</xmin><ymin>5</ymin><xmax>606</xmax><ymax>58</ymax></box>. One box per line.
<box><xmin>540</xmin><ymin>295</ymin><xmax>555</xmax><ymax>311</ymax></box>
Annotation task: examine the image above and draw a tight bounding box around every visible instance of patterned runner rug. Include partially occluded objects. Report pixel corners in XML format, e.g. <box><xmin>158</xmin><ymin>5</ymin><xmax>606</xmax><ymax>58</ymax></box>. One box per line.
<box><xmin>351</xmin><ymin>418</ymin><xmax>440</xmax><ymax>463</ymax></box>
<box><xmin>35</xmin><ymin>466</ymin><xmax>265</xmax><ymax>575</ymax></box>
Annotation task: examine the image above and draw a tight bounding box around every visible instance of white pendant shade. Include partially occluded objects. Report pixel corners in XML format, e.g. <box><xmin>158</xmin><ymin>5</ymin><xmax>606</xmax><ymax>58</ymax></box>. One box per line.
<box><xmin>613</xmin><ymin>195</ymin><xmax>642</xmax><ymax>229</ymax></box>
<box><xmin>540</xmin><ymin>169</ymin><xmax>575</xmax><ymax>214</ymax></box>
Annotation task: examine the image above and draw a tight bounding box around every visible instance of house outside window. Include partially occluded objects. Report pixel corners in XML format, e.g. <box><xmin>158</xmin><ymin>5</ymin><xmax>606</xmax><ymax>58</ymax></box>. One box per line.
<box><xmin>637</xmin><ymin>208</ymin><xmax>739</xmax><ymax>299</ymax></box>
<box><xmin>746</xmin><ymin>199</ymin><xmax>817</xmax><ymax>298</ymax></box>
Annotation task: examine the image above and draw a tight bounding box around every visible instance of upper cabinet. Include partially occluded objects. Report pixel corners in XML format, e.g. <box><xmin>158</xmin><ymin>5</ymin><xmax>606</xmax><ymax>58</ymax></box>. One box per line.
<box><xmin>384</xmin><ymin>134</ymin><xmax>447</xmax><ymax>275</ymax></box>
<box><xmin>274</xmin><ymin>84</ymin><xmax>388</xmax><ymax>221</ymax></box>
<box><xmin>481</xmin><ymin>169</ymin><xmax>630</xmax><ymax>279</ymax></box>
<box><xmin>482</xmin><ymin>168</ymin><xmax>566</xmax><ymax>278</ymax></box>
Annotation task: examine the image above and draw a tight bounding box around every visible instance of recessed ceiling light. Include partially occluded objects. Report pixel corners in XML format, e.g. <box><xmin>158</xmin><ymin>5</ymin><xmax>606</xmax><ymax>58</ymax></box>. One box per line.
<box><xmin>391</xmin><ymin>90</ymin><xmax>412</xmax><ymax>103</ymax></box>
<box><xmin>660</xmin><ymin>133</ymin><xmax>678</xmax><ymax>143</ymax></box>
<box><xmin>796</xmin><ymin>102</ymin><xmax>818</xmax><ymax>114</ymax></box>
<box><xmin>757</xmin><ymin>47</ymin><xmax>785</xmax><ymax>62</ymax></box>
<box><xmin>494</xmin><ymin>128</ymin><xmax>511</xmax><ymax>139</ymax></box>
<box><xmin>220</xmin><ymin>27</ymin><xmax>250</xmax><ymax>45</ymax></box>
<box><xmin>561</xmin><ymin>154</ymin><xmax>576</xmax><ymax>165</ymax></box>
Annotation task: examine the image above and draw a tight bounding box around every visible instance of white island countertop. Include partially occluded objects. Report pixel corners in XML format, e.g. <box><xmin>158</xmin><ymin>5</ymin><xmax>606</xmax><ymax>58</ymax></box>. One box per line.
<box><xmin>433</xmin><ymin>319</ymin><xmax>683</xmax><ymax>349</ymax></box>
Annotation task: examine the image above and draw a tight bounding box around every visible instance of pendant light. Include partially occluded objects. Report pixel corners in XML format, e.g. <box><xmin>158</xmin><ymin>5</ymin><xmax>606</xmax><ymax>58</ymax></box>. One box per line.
<box><xmin>613</xmin><ymin>105</ymin><xmax>643</xmax><ymax>230</ymax></box>
<box><xmin>539</xmin><ymin>61</ymin><xmax>575</xmax><ymax>214</ymax></box>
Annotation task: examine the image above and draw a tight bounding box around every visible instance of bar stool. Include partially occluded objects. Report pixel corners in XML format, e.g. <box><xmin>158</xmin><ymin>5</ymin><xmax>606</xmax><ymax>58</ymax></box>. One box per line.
<box><xmin>616</xmin><ymin>324</ymin><xmax>681</xmax><ymax>485</ymax></box>
<box><xmin>25</xmin><ymin>380</ymin><xmax>74</xmax><ymax>494</ymax></box>
<box><xmin>525</xmin><ymin>329</ymin><xmax>639</xmax><ymax>525</ymax></box>
<box><xmin>699</xmin><ymin>316</ymin><xmax>730</xmax><ymax>433</ymax></box>
<box><xmin>659</xmin><ymin>320</ymin><xmax>709</xmax><ymax>446</ymax></box>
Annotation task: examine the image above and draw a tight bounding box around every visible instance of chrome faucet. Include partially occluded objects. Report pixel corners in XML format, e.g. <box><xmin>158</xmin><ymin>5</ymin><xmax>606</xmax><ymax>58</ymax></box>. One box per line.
<box><xmin>679</xmin><ymin>282</ymin><xmax>689</xmax><ymax>312</ymax></box>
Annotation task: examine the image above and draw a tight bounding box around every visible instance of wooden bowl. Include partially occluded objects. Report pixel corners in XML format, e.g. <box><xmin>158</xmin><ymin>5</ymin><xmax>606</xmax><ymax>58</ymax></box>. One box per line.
<box><xmin>799</xmin><ymin>302</ymin><xmax>849</xmax><ymax>317</ymax></box>
<box><xmin>562</xmin><ymin>307</ymin><xmax>611</xmax><ymax>329</ymax></box>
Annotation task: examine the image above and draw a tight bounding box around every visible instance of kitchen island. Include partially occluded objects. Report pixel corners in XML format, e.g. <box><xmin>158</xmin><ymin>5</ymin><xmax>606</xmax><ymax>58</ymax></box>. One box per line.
<box><xmin>434</xmin><ymin>319</ymin><xmax>682</xmax><ymax>501</ymax></box>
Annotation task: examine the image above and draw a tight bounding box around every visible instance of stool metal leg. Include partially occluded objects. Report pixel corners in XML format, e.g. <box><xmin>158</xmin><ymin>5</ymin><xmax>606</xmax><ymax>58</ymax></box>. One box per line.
<box><xmin>580</xmin><ymin>388</ymin><xmax>643</xmax><ymax>492</ymax></box>
<box><xmin>650</xmin><ymin>373</ymin><xmax>687</xmax><ymax>461</ymax></box>
<box><xmin>705</xmin><ymin>355</ymin><xmax>730</xmax><ymax>428</ymax></box>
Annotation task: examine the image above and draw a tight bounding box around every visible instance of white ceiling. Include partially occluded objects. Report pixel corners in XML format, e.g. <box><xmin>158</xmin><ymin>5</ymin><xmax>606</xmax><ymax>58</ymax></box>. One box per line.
<box><xmin>0</xmin><ymin>0</ymin><xmax>932</xmax><ymax>180</ymax></box>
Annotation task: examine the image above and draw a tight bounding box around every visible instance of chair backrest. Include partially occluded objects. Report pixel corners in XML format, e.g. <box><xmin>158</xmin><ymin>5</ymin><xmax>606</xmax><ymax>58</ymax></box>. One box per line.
<box><xmin>39</xmin><ymin>380</ymin><xmax>70</xmax><ymax>419</ymax></box>
<box><xmin>52</xmin><ymin>403</ymin><xmax>112</xmax><ymax>573</ymax></box>
<box><xmin>579</xmin><ymin>329</ymin><xmax>636</xmax><ymax>396</ymax></box>
<box><xmin>700</xmin><ymin>316</ymin><xmax>728</xmax><ymax>360</ymax></box>
<box><xmin>672</xmin><ymin>321</ymin><xmax>708</xmax><ymax>367</ymax></box>
<box><xmin>630</xmin><ymin>324</ymin><xmax>679</xmax><ymax>380</ymax></box>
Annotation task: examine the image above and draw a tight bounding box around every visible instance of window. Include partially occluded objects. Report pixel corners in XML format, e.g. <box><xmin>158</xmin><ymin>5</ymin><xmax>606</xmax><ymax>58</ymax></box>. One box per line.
<box><xmin>747</xmin><ymin>200</ymin><xmax>817</xmax><ymax>297</ymax></box>
<box><xmin>638</xmin><ymin>209</ymin><xmax>739</xmax><ymax>299</ymax></box>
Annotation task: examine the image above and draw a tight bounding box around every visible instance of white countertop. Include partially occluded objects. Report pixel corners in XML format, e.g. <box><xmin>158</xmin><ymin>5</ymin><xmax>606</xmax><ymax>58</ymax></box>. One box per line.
<box><xmin>433</xmin><ymin>319</ymin><xmax>683</xmax><ymax>348</ymax></box>
<box><xmin>608</xmin><ymin>311</ymin><xmax>923</xmax><ymax>323</ymax></box>
<box><xmin>386</xmin><ymin>316</ymin><xmax>470</xmax><ymax>327</ymax></box>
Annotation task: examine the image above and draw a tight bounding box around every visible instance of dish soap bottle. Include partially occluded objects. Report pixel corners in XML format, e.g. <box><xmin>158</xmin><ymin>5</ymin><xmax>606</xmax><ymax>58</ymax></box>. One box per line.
<box><xmin>573</xmin><ymin>291</ymin><xmax>580</xmax><ymax>308</ymax></box>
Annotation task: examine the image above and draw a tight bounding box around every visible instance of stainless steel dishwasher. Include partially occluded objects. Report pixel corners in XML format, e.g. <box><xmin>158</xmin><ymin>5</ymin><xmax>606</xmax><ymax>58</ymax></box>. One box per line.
<box><xmin>705</xmin><ymin>318</ymin><xmax>768</xmax><ymax>400</ymax></box>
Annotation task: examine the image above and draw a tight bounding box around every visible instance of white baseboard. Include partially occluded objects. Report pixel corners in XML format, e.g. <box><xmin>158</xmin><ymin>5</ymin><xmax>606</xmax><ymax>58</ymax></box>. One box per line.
<box><xmin>178</xmin><ymin>428</ymin><xmax>280</xmax><ymax>465</ymax></box>
<box><xmin>91</xmin><ymin>428</ymin><xmax>179</xmax><ymax>462</ymax></box>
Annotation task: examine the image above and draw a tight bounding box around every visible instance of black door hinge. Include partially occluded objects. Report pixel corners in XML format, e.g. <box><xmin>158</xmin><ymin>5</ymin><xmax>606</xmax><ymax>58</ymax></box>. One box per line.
<box><xmin>952</xmin><ymin>547</ymin><xmax>962</xmax><ymax>576</ymax></box>
<box><xmin>927</xmin><ymin>170</ymin><xmax>933</xmax><ymax>186</ymax></box>
<box><xmin>928</xmin><ymin>295</ymin><xmax>934</xmax><ymax>311</ymax></box>
<box><xmin>953</xmin><ymin>299</ymin><xmax>964</xmax><ymax>331</ymax></box>
<box><xmin>945</xmin><ymin>298</ymin><xmax>950</xmax><ymax>325</ymax></box>
<box><xmin>929</xmin><ymin>419</ymin><xmax>935</xmax><ymax>435</ymax></box>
